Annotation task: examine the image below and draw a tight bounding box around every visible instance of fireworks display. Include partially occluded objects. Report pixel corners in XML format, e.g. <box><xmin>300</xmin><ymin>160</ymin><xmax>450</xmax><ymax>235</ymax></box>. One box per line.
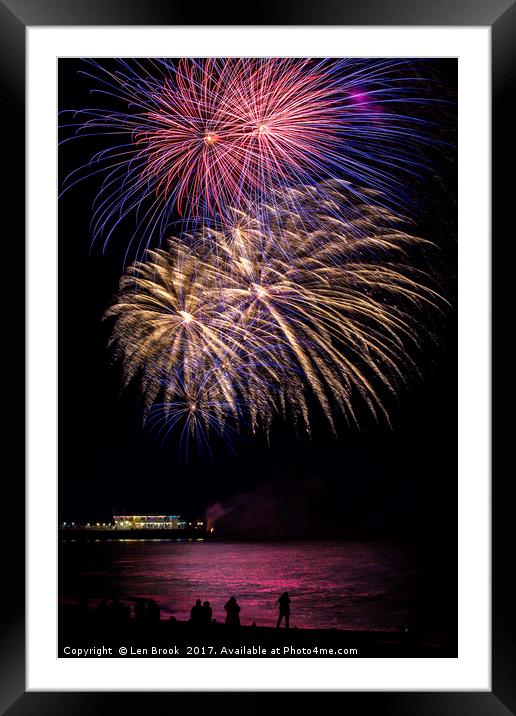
<box><xmin>61</xmin><ymin>58</ymin><xmax>449</xmax><ymax>451</ymax></box>
<box><xmin>105</xmin><ymin>184</ymin><xmax>442</xmax><ymax>444</ymax></box>
<box><xmin>61</xmin><ymin>58</ymin><xmax>436</xmax><ymax>258</ymax></box>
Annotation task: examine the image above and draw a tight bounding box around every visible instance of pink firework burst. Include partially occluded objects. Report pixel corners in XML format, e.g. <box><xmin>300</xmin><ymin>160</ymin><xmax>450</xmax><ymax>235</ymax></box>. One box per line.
<box><xmin>61</xmin><ymin>57</ymin><xmax>437</xmax><ymax>256</ymax></box>
<box><xmin>137</xmin><ymin>58</ymin><xmax>343</xmax><ymax>218</ymax></box>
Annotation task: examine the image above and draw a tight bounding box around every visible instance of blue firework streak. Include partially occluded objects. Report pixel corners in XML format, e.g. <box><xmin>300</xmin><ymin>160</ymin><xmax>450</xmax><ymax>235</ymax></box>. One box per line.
<box><xmin>143</xmin><ymin>346</ymin><xmax>293</xmax><ymax>459</ymax></box>
<box><xmin>144</xmin><ymin>369</ymin><xmax>240</xmax><ymax>460</ymax></box>
<box><xmin>60</xmin><ymin>57</ymin><xmax>443</xmax><ymax>262</ymax></box>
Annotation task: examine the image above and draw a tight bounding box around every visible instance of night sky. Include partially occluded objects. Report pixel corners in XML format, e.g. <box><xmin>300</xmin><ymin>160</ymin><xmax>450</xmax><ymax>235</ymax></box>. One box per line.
<box><xmin>58</xmin><ymin>59</ymin><xmax>457</xmax><ymax>548</ymax></box>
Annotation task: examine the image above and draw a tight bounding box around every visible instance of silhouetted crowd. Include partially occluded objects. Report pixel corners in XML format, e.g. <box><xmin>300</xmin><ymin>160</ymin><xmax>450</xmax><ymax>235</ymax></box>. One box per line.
<box><xmin>95</xmin><ymin>596</ymin><xmax>161</xmax><ymax>626</ymax></box>
<box><xmin>88</xmin><ymin>591</ymin><xmax>292</xmax><ymax>628</ymax></box>
<box><xmin>188</xmin><ymin>595</ymin><xmax>244</xmax><ymax>627</ymax></box>
<box><xmin>189</xmin><ymin>592</ymin><xmax>290</xmax><ymax>628</ymax></box>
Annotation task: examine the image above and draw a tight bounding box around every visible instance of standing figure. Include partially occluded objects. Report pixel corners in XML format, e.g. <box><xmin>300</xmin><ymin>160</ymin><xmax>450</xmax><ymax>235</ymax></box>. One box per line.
<box><xmin>276</xmin><ymin>591</ymin><xmax>291</xmax><ymax>628</ymax></box>
<box><xmin>134</xmin><ymin>598</ymin><xmax>146</xmax><ymax>623</ymax></box>
<box><xmin>190</xmin><ymin>599</ymin><xmax>203</xmax><ymax>625</ymax></box>
<box><xmin>224</xmin><ymin>596</ymin><xmax>241</xmax><ymax>626</ymax></box>
<box><xmin>202</xmin><ymin>600</ymin><xmax>213</xmax><ymax>626</ymax></box>
<box><xmin>146</xmin><ymin>599</ymin><xmax>160</xmax><ymax>623</ymax></box>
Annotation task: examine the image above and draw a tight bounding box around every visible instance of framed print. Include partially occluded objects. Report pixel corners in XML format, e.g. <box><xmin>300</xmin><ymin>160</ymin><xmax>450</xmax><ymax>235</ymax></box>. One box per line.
<box><xmin>2</xmin><ymin>0</ymin><xmax>513</xmax><ymax>710</ymax></box>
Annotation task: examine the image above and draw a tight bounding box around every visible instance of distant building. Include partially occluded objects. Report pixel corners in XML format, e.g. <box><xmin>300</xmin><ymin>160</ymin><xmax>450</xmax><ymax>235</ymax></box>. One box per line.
<box><xmin>178</xmin><ymin>518</ymin><xmax>205</xmax><ymax>529</ymax></box>
<box><xmin>113</xmin><ymin>515</ymin><xmax>179</xmax><ymax>530</ymax></box>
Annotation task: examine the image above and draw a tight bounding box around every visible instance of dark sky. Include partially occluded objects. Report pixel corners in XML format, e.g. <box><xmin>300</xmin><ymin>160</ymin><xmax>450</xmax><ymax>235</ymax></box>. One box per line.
<box><xmin>58</xmin><ymin>59</ymin><xmax>457</xmax><ymax>544</ymax></box>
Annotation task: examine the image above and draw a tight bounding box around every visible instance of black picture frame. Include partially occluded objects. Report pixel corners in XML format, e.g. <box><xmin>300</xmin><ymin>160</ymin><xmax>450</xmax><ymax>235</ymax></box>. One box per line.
<box><xmin>3</xmin><ymin>0</ymin><xmax>513</xmax><ymax>711</ymax></box>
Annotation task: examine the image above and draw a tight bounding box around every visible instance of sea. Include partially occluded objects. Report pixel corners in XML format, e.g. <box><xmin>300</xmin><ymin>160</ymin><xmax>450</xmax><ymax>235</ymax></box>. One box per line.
<box><xmin>59</xmin><ymin>539</ymin><xmax>424</xmax><ymax>631</ymax></box>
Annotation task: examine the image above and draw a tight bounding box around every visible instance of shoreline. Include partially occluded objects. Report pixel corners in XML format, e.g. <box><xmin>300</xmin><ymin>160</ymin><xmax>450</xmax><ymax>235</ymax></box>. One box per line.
<box><xmin>59</xmin><ymin>604</ymin><xmax>453</xmax><ymax>658</ymax></box>
<box><xmin>59</xmin><ymin>527</ymin><xmax>213</xmax><ymax>541</ymax></box>
<box><xmin>59</xmin><ymin>529</ymin><xmax>424</xmax><ymax>544</ymax></box>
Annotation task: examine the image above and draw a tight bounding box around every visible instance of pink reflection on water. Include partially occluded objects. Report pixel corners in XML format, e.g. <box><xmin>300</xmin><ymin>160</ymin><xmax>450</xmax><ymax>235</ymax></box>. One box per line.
<box><xmin>61</xmin><ymin>540</ymin><xmax>419</xmax><ymax>631</ymax></box>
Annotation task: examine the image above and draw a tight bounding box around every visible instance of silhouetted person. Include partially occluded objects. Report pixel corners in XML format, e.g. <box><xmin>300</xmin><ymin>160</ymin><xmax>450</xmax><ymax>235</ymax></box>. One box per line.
<box><xmin>146</xmin><ymin>599</ymin><xmax>160</xmax><ymax>623</ymax></box>
<box><xmin>111</xmin><ymin>597</ymin><xmax>128</xmax><ymax>625</ymax></box>
<box><xmin>276</xmin><ymin>591</ymin><xmax>291</xmax><ymax>628</ymax></box>
<box><xmin>77</xmin><ymin>593</ymin><xmax>89</xmax><ymax>618</ymax></box>
<box><xmin>96</xmin><ymin>599</ymin><xmax>109</xmax><ymax>626</ymax></box>
<box><xmin>202</xmin><ymin>601</ymin><xmax>213</xmax><ymax>626</ymax></box>
<box><xmin>134</xmin><ymin>599</ymin><xmax>146</xmax><ymax>623</ymax></box>
<box><xmin>190</xmin><ymin>599</ymin><xmax>203</xmax><ymax>625</ymax></box>
<box><xmin>224</xmin><ymin>596</ymin><xmax>241</xmax><ymax>627</ymax></box>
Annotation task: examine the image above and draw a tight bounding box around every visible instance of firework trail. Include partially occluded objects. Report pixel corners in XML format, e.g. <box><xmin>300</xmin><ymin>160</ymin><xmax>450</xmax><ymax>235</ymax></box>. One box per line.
<box><xmin>144</xmin><ymin>368</ymin><xmax>242</xmax><ymax>458</ymax></box>
<box><xmin>61</xmin><ymin>58</ymin><xmax>438</xmax><ymax>259</ymax></box>
<box><xmin>105</xmin><ymin>184</ymin><xmax>443</xmax><ymax>443</ymax></box>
